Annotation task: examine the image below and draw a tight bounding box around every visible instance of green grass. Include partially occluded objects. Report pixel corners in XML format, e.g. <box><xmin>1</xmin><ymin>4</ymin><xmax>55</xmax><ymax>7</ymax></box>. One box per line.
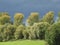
<box><xmin>0</xmin><ymin>40</ymin><xmax>46</xmax><ymax>45</ymax></box>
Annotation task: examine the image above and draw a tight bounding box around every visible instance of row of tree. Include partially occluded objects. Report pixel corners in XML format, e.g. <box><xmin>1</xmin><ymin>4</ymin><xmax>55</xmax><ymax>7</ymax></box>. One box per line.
<box><xmin>0</xmin><ymin>11</ymin><xmax>60</xmax><ymax>45</ymax></box>
<box><xmin>0</xmin><ymin>11</ymin><xmax>55</xmax><ymax>26</ymax></box>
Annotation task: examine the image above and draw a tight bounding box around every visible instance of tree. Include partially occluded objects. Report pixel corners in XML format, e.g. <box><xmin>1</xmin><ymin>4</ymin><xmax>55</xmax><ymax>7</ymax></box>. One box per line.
<box><xmin>6</xmin><ymin>24</ymin><xmax>16</xmax><ymax>39</ymax></box>
<box><xmin>0</xmin><ymin>25</ymin><xmax>4</xmax><ymax>41</ymax></box>
<box><xmin>26</xmin><ymin>12</ymin><xmax>39</xmax><ymax>26</ymax></box>
<box><xmin>32</xmin><ymin>22</ymin><xmax>50</xmax><ymax>39</ymax></box>
<box><xmin>23</xmin><ymin>26</ymin><xmax>35</xmax><ymax>40</ymax></box>
<box><xmin>0</xmin><ymin>13</ymin><xmax>11</xmax><ymax>25</ymax></box>
<box><xmin>2</xmin><ymin>12</ymin><xmax>9</xmax><ymax>16</ymax></box>
<box><xmin>0</xmin><ymin>12</ymin><xmax>2</xmax><ymax>17</ymax></box>
<box><xmin>0</xmin><ymin>23</ymin><xmax>16</xmax><ymax>42</ymax></box>
<box><xmin>42</xmin><ymin>11</ymin><xmax>54</xmax><ymax>24</ymax></box>
<box><xmin>45</xmin><ymin>22</ymin><xmax>60</xmax><ymax>45</ymax></box>
<box><xmin>14</xmin><ymin>25</ymin><xmax>25</xmax><ymax>39</ymax></box>
<box><xmin>2</xmin><ymin>15</ymin><xmax>10</xmax><ymax>24</ymax></box>
<box><xmin>22</xmin><ymin>26</ymin><xmax>30</xmax><ymax>39</ymax></box>
<box><xmin>14</xmin><ymin>13</ymin><xmax>24</xmax><ymax>26</ymax></box>
<box><xmin>28</xmin><ymin>26</ymin><xmax>36</xmax><ymax>39</ymax></box>
<box><xmin>0</xmin><ymin>23</ymin><xmax>12</xmax><ymax>41</ymax></box>
<box><xmin>0</xmin><ymin>12</ymin><xmax>9</xmax><ymax>16</ymax></box>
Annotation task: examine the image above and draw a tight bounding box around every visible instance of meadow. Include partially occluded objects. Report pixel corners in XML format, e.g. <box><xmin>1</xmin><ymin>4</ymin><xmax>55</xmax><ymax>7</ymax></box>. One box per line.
<box><xmin>0</xmin><ymin>40</ymin><xmax>46</xmax><ymax>45</ymax></box>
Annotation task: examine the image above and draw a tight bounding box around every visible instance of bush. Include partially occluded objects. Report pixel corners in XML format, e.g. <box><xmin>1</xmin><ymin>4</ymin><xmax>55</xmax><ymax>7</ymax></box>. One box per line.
<box><xmin>0</xmin><ymin>25</ymin><xmax>4</xmax><ymax>41</ymax></box>
<box><xmin>22</xmin><ymin>29</ymin><xmax>29</xmax><ymax>39</ymax></box>
<box><xmin>45</xmin><ymin>22</ymin><xmax>60</xmax><ymax>45</ymax></box>
<box><xmin>28</xmin><ymin>26</ymin><xmax>36</xmax><ymax>39</ymax></box>
<box><xmin>0</xmin><ymin>23</ymin><xmax>16</xmax><ymax>41</ymax></box>
<box><xmin>6</xmin><ymin>24</ymin><xmax>16</xmax><ymax>39</ymax></box>
<box><xmin>23</xmin><ymin>26</ymin><xmax>36</xmax><ymax>40</ymax></box>
<box><xmin>1</xmin><ymin>24</ymin><xmax>11</xmax><ymax>41</ymax></box>
<box><xmin>14</xmin><ymin>25</ymin><xmax>25</xmax><ymax>40</ymax></box>
<box><xmin>24</xmin><ymin>26</ymin><xmax>36</xmax><ymax>40</ymax></box>
<box><xmin>25</xmin><ymin>22</ymin><xmax>50</xmax><ymax>40</ymax></box>
<box><xmin>33</xmin><ymin>22</ymin><xmax>50</xmax><ymax>39</ymax></box>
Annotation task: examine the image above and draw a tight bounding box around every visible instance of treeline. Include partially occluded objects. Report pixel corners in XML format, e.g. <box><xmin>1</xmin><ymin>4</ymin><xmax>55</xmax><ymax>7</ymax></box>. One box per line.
<box><xmin>0</xmin><ymin>11</ymin><xmax>60</xmax><ymax>45</ymax></box>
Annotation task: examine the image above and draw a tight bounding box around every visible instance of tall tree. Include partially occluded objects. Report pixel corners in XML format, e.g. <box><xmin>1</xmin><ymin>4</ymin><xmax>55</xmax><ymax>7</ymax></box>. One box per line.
<box><xmin>0</xmin><ymin>12</ymin><xmax>11</xmax><ymax>25</ymax></box>
<box><xmin>2</xmin><ymin>12</ymin><xmax>9</xmax><ymax>16</ymax></box>
<box><xmin>45</xmin><ymin>22</ymin><xmax>60</xmax><ymax>45</ymax></box>
<box><xmin>26</xmin><ymin>12</ymin><xmax>39</xmax><ymax>26</ymax></box>
<box><xmin>14</xmin><ymin>13</ymin><xmax>24</xmax><ymax>26</ymax></box>
<box><xmin>42</xmin><ymin>11</ymin><xmax>54</xmax><ymax>24</ymax></box>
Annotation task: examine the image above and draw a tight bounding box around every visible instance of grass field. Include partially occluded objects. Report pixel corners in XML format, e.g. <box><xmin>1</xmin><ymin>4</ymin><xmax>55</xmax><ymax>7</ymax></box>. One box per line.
<box><xmin>0</xmin><ymin>40</ymin><xmax>46</xmax><ymax>45</ymax></box>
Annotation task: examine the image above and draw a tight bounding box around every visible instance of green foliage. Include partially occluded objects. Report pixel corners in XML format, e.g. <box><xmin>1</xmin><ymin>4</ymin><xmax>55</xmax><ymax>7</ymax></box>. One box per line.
<box><xmin>14</xmin><ymin>25</ymin><xmax>25</xmax><ymax>39</ymax></box>
<box><xmin>23</xmin><ymin>26</ymin><xmax>37</xmax><ymax>40</ymax></box>
<box><xmin>0</xmin><ymin>14</ymin><xmax>11</xmax><ymax>25</ymax></box>
<box><xmin>27</xmin><ymin>12</ymin><xmax>39</xmax><ymax>26</ymax></box>
<box><xmin>0</xmin><ymin>25</ymin><xmax>4</xmax><ymax>41</ymax></box>
<box><xmin>0</xmin><ymin>13</ymin><xmax>2</xmax><ymax>17</ymax></box>
<box><xmin>0</xmin><ymin>11</ymin><xmax>60</xmax><ymax>45</ymax></box>
<box><xmin>0</xmin><ymin>12</ymin><xmax>9</xmax><ymax>16</ymax></box>
<box><xmin>45</xmin><ymin>22</ymin><xmax>60</xmax><ymax>45</ymax></box>
<box><xmin>0</xmin><ymin>23</ymin><xmax>16</xmax><ymax>41</ymax></box>
<box><xmin>42</xmin><ymin>11</ymin><xmax>54</xmax><ymax>24</ymax></box>
<box><xmin>0</xmin><ymin>24</ymin><xmax>11</xmax><ymax>41</ymax></box>
<box><xmin>22</xmin><ymin>29</ymin><xmax>29</xmax><ymax>39</ymax></box>
<box><xmin>6</xmin><ymin>24</ymin><xmax>16</xmax><ymax>39</ymax></box>
<box><xmin>14</xmin><ymin>13</ymin><xmax>24</xmax><ymax>26</ymax></box>
<box><xmin>28</xmin><ymin>26</ymin><xmax>36</xmax><ymax>39</ymax></box>
<box><xmin>32</xmin><ymin>22</ymin><xmax>50</xmax><ymax>39</ymax></box>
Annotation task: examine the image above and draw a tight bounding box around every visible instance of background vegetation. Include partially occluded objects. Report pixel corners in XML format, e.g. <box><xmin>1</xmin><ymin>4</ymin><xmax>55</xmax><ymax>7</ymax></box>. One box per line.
<box><xmin>0</xmin><ymin>11</ymin><xmax>60</xmax><ymax>45</ymax></box>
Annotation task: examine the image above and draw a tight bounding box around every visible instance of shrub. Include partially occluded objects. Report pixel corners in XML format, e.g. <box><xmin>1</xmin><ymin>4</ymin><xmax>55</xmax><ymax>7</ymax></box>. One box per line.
<box><xmin>0</xmin><ymin>23</ymin><xmax>16</xmax><ymax>41</ymax></box>
<box><xmin>28</xmin><ymin>26</ymin><xmax>36</xmax><ymax>39</ymax></box>
<box><xmin>22</xmin><ymin>29</ymin><xmax>29</xmax><ymax>39</ymax></box>
<box><xmin>45</xmin><ymin>22</ymin><xmax>60</xmax><ymax>45</ymax></box>
<box><xmin>0</xmin><ymin>25</ymin><xmax>4</xmax><ymax>41</ymax></box>
<box><xmin>33</xmin><ymin>22</ymin><xmax>50</xmax><ymax>39</ymax></box>
<box><xmin>6</xmin><ymin>24</ymin><xmax>16</xmax><ymax>39</ymax></box>
<box><xmin>14</xmin><ymin>25</ymin><xmax>25</xmax><ymax>40</ymax></box>
<box><xmin>0</xmin><ymin>24</ymin><xmax>11</xmax><ymax>41</ymax></box>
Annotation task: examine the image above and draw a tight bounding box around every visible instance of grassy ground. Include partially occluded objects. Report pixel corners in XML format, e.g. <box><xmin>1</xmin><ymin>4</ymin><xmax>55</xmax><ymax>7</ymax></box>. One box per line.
<box><xmin>0</xmin><ymin>40</ymin><xmax>46</xmax><ymax>45</ymax></box>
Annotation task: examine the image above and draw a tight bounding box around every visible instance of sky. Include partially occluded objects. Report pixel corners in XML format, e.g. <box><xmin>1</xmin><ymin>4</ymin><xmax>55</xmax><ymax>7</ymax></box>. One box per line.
<box><xmin>0</xmin><ymin>0</ymin><xmax>60</xmax><ymax>22</ymax></box>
